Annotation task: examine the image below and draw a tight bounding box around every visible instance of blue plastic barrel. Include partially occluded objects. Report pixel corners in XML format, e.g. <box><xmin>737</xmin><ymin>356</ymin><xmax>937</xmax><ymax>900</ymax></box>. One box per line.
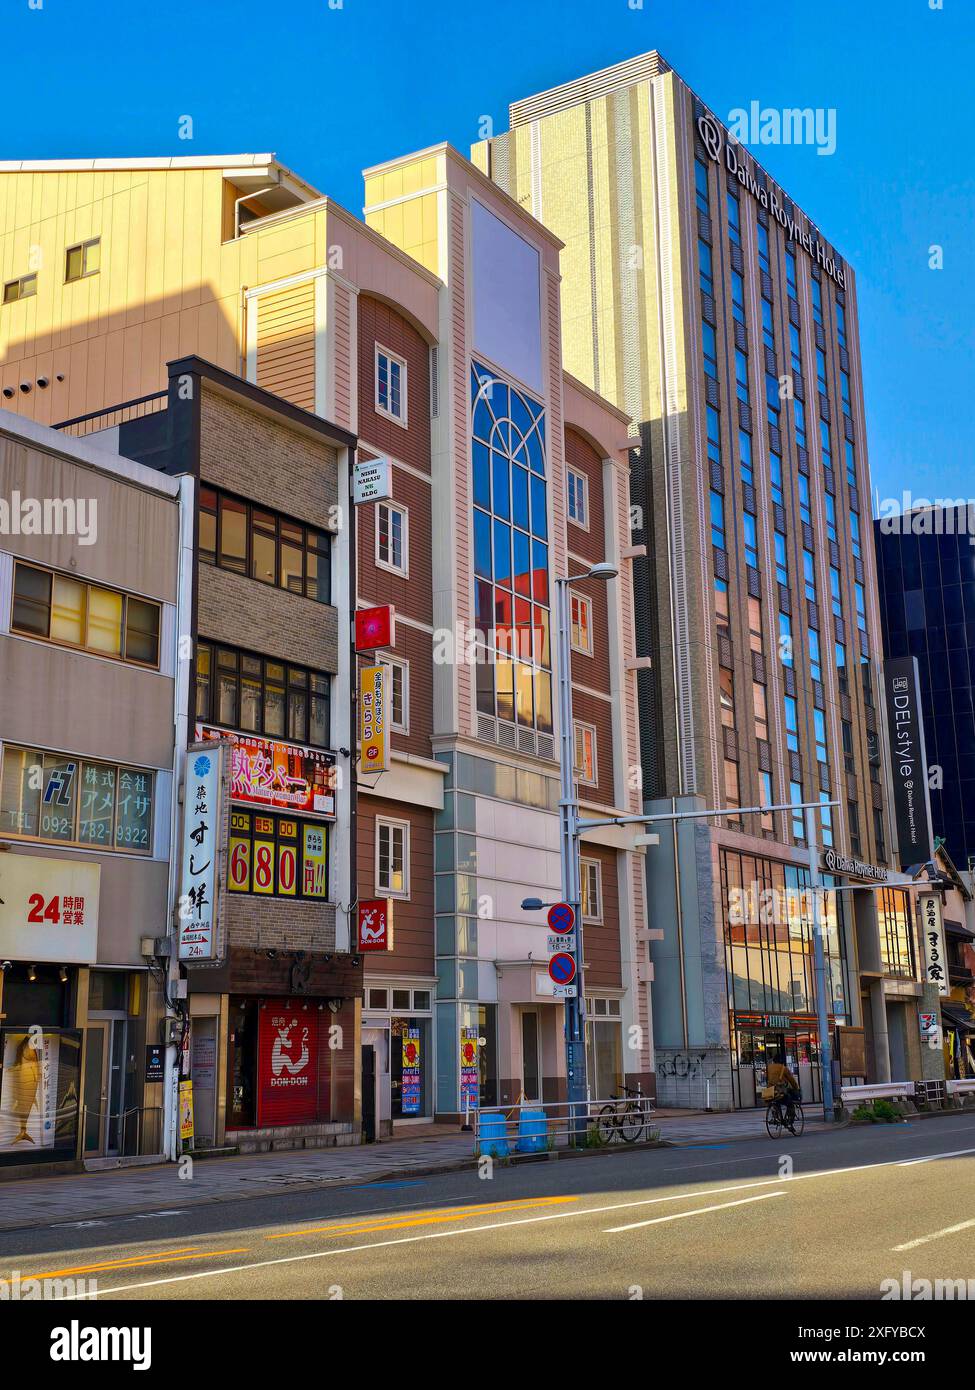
<box><xmin>478</xmin><ymin>1111</ymin><xmax>510</xmax><ymax>1157</ymax></box>
<box><xmin>516</xmin><ymin>1108</ymin><xmax>548</xmax><ymax>1153</ymax></box>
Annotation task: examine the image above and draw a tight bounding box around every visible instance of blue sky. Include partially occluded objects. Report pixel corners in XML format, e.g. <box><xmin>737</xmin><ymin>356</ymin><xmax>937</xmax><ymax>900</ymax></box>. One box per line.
<box><xmin>5</xmin><ymin>0</ymin><xmax>971</xmax><ymax>508</ymax></box>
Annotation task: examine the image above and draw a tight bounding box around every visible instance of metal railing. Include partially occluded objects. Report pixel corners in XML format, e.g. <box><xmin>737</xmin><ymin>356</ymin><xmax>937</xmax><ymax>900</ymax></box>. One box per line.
<box><xmin>55</xmin><ymin>390</ymin><xmax>168</xmax><ymax>438</ymax></box>
<box><xmin>471</xmin><ymin>1091</ymin><xmax>659</xmax><ymax>1156</ymax></box>
<box><xmin>82</xmin><ymin>1104</ymin><xmax>163</xmax><ymax>1158</ymax></box>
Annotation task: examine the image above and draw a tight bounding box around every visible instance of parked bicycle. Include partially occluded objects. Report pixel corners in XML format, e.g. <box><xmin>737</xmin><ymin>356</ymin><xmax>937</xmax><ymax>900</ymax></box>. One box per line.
<box><xmin>596</xmin><ymin>1084</ymin><xmax>653</xmax><ymax>1143</ymax></box>
<box><xmin>765</xmin><ymin>1093</ymin><xmax>805</xmax><ymax>1139</ymax></box>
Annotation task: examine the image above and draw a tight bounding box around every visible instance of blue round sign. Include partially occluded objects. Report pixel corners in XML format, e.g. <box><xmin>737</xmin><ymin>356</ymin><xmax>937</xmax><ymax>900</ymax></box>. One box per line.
<box><xmin>547</xmin><ymin>902</ymin><xmax>576</xmax><ymax>934</ymax></box>
<box><xmin>548</xmin><ymin>952</ymin><xmax>577</xmax><ymax>986</ymax></box>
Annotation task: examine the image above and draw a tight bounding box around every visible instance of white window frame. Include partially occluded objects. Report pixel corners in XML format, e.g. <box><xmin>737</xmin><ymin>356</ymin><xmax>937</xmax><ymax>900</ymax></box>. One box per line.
<box><xmin>375</xmin><ymin>343</ymin><xmax>408</xmax><ymax>427</ymax></box>
<box><xmin>573</xmin><ymin>719</ymin><xmax>598</xmax><ymax>786</ymax></box>
<box><xmin>376</xmin><ymin>500</ymin><xmax>409</xmax><ymax>577</ymax></box>
<box><xmin>581</xmin><ymin>857</ymin><xmax>603</xmax><ymax>923</ymax></box>
<box><xmin>569</xmin><ymin>590</ymin><xmax>593</xmax><ymax>656</ymax></box>
<box><xmin>380</xmin><ymin>654</ymin><xmax>410</xmax><ymax>735</ymax></box>
<box><xmin>566</xmin><ymin>467</ymin><xmax>589</xmax><ymax>530</ymax></box>
<box><xmin>376</xmin><ymin>815</ymin><xmax>410</xmax><ymax>898</ymax></box>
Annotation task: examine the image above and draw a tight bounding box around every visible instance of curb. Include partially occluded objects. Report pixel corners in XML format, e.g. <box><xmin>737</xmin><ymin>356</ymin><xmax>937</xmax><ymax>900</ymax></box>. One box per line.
<box><xmin>5</xmin><ymin>1108</ymin><xmax>921</xmax><ymax>1235</ymax></box>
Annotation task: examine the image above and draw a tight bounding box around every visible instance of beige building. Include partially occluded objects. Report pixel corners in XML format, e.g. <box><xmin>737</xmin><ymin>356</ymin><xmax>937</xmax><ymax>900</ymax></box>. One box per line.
<box><xmin>474</xmin><ymin>52</ymin><xmax>922</xmax><ymax>1106</ymax></box>
<box><xmin>0</xmin><ymin>408</ymin><xmax>189</xmax><ymax>1166</ymax></box>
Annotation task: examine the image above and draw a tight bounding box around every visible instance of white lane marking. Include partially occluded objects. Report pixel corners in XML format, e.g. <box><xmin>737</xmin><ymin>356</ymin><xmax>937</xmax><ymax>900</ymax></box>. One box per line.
<box><xmin>898</xmin><ymin>1147</ymin><xmax>975</xmax><ymax>1166</ymax></box>
<box><xmin>63</xmin><ymin>1141</ymin><xmax>975</xmax><ymax>1298</ymax></box>
<box><xmin>605</xmin><ymin>1191</ymin><xmax>786</xmax><ymax>1233</ymax></box>
<box><xmin>893</xmin><ymin>1218</ymin><xmax>975</xmax><ymax>1252</ymax></box>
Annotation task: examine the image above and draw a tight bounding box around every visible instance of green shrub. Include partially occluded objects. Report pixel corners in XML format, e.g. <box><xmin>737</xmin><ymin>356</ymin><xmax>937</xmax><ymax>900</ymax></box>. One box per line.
<box><xmin>851</xmin><ymin>1099</ymin><xmax>900</xmax><ymax>1124</ymax></box>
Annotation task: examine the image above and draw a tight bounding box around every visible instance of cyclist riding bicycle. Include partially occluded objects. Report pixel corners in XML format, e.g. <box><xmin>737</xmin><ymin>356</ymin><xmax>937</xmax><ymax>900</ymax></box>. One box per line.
<box><xmin>766</xmin><ymin>1053</ymin><xmax>801</xmax><ymax>1125</ymax></box>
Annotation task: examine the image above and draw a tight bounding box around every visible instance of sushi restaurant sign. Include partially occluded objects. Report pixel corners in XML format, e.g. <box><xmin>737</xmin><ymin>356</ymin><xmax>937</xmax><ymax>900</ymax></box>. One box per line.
<box><xmin>0</xmin><ymin>854</ymin><xmax>100</xmax><ymax>962</ymax></box>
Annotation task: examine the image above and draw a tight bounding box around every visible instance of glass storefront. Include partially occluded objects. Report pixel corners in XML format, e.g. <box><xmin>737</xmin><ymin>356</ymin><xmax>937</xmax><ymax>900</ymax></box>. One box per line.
<box><xmin>721</xmin><ymin>849</ymin><xmax>852</xmax><ymax>1107</ymax></box>
<box><xmin>878</xmin><ymin>887</ymin><xmax>915</xmax><ymax>979</ymax></box>
<box><xmin>731</xmin><ymin>1017</ymin><xmax>824</xmax><ymax>1109</ymax></box>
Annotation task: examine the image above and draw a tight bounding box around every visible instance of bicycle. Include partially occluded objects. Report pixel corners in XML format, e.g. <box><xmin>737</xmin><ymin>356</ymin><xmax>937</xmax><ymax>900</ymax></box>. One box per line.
<box><xmin>597</xmin><ymin>1084</ymin><xmax>653</xmax><ymax>1144</ymax></box>
<box><xmin>765</xmin><ymin>1092</ymin><xmax>805</xmax><ymax>1139</ymax></box>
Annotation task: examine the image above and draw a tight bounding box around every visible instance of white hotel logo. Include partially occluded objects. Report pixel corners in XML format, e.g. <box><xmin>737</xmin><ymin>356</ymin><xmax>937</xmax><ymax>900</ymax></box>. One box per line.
<box><xmin>696</xmin><ymin>112</ymin><xmax>847</xmax><ymax>289</ymax></box>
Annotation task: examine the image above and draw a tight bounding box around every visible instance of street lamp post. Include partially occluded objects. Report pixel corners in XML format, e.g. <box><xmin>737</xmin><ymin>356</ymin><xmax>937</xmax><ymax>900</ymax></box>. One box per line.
<box><xmin>554</xmin><ymin>563</ymin><xmax>617</xmax><ymax>1133</ymax></box>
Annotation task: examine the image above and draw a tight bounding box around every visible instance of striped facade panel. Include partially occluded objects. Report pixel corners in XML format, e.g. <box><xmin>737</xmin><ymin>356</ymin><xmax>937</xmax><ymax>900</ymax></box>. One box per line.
<box><xmin>255</xmin><ymin>279</ymin><xmax>316</xmax><ymax>411</ymax></box>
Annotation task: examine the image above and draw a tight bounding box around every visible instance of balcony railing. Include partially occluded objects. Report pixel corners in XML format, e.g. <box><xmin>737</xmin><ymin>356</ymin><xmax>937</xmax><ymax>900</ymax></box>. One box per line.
<box><xmin>55</xmin><ymin>390</ymin><xmax>168</xmax><ymax>439</ymax></box>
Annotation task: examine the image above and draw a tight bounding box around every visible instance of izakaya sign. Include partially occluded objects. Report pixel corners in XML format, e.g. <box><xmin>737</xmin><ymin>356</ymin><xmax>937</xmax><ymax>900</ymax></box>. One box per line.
<box><xmin>919</xmin><ymin>894</ymin><xmax>949</xmax><ymax>997</ymax></box>
<box><xmin>178</xmin><ymin>742</ymin><xmax>230</xmax><ymax>964</ymax></box>
<box><xmin>357</xmin><ymin>898</ymin><xmax>393</xmax><ymax>952</ymax></box>
<box><xmin>0</xmin><ymin>854</ymin><xmax>100</xmax><ymax>963</ymax></box>
<box><xmin>696</xmin><ymin>111</ymin><xmax>847</xmax><ymax>289</ymax></box>
<box><xmin>197</xmin><ymin>725</ymin><xmax>336</xmax><ymax>819</ymax></box>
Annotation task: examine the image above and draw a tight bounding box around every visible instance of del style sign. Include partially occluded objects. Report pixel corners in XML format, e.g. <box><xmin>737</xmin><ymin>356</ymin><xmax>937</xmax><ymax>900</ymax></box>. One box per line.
<box><xmin>696</xmin><ymin>111</ymin><xmax>847</xmax><ymax>289</ymax></box>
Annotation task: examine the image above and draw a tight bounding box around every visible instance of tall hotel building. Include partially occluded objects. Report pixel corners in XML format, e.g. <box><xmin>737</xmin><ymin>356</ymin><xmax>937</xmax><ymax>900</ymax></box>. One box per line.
<box><xmin>474</xmin><ymin>52</ymin><xmax>924</xmax><ymax>1105</ymax></box>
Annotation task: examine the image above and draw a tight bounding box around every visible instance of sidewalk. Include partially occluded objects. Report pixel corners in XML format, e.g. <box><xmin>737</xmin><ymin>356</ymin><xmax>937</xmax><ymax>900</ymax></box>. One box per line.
<box><xmin>0</xmin><ymin>1108</ymin><xmax>830</xmax><ymax>1234</ymax></box>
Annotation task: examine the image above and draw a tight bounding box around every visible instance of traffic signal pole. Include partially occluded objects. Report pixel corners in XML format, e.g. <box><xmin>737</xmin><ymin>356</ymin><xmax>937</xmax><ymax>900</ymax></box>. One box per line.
<box><xmin>555</xmin><ymin>575</ymin><xmax>587</xmax><ymax>1133</ymax></box>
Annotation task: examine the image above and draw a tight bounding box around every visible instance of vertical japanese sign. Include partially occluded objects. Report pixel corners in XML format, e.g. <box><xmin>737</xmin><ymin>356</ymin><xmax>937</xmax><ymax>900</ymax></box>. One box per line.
<box><xmin>401</xmin><ymin>1028</ymin><xmax>421</xmax><ymax>1115</ymax></box>
<box><xmin>359</xmin><ymin>665</ymin><xmax>390</xmax><ymax>773</ymax></box>
<box><xmin>919</xmin><ymin>893</ymin><xmax>949</xmax><ymax>997</ymax></box>
<box><xmin>178</xmin><ymin>742</ymin><xmax>230</xmax><ymax>963</ymax></box>
<box><xmin>883</xmin><ymin>656</ymin><xmax>934</xmax><ymax>869</ymax></box>
<box><xmin>460</xmin><ymin>1028</ymin><xmax>479</xmax><ymax>1112</ymax></box>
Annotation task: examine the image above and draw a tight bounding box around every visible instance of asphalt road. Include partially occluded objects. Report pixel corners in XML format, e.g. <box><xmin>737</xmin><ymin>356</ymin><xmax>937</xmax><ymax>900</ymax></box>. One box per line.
<box><xmin>2</xmin><ymin>1116</ymin><xmax>974</xmax><ymax>1301</ymax></box>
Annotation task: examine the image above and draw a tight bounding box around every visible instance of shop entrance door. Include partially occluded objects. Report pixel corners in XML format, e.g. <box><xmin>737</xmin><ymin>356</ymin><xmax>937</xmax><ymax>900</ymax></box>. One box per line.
<box><xmin>361</xmin><ymin>1045</ymin><xmax>376</xmax><ymax>1143</ymax></box>
<box><xmin>83</xmin><ymin>1017</ymin><xmax>127</xmax><ymax>1156</ymax></box>
<box><xmin>521</xmin><ymin>1011</ymin><xmax>541</xmax><ymax>1101</ymax></box>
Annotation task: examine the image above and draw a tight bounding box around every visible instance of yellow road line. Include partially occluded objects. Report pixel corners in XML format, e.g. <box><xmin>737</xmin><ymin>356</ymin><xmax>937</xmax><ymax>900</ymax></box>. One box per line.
<box><xmin>17</xmin><ymin>1248</ymin><xmax>250</xmax><ymax>1281</ymax></box>
<box><xmin>266</xmin><ymin>1195</ymin><xmax>578</xmax><ymax>1240</ymax></box>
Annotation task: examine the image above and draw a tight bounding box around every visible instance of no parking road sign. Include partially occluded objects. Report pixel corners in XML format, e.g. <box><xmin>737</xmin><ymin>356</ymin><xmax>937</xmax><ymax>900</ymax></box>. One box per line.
<box><xmin>547</xmin><ymin>902</ymin><xmax>575</xmax><ymax>934</ymax></box>
<box><xmin>548</xmin><ymin>952</ymin><xmax>577</xmax><ymax>986</ymax></box>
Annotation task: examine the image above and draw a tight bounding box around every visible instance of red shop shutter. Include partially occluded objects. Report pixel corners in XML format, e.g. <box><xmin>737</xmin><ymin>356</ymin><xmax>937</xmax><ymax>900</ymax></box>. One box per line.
<box><xmin>257</xmin><ymin>1000</ymin><xmax>320</xmax><ymax>1127</ymax></box>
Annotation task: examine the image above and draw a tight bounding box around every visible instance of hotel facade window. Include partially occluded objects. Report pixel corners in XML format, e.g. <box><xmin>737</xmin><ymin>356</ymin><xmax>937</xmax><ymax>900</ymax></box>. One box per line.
<box><xmin>471</xmin><ymin>361</ymin><xmax>552</xmax><ymax>735</ymax></box>
<box><xmin>12</xmin><ymin>560</ymin><xmax>161</xmax><ymax>667</ymax></box>
<box><xmin>376</xmin><ymin>344</ymin><xmax>407</xmax><ymax>423</ymax></box>
<box><xmin>0</xmin><ymin>746</ymin><xmax>154</xmax><ymax>853</ymax></box>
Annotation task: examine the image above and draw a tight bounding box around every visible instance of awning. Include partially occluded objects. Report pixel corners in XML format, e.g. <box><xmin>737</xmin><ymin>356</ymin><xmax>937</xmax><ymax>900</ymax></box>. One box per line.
<box><xmin>945</xmin><ymin>918</ymin><xmax>975</xmax><ymax>940</ymax></box>
<box><xmin>941</xmin><ymin>1001</ymin><xmax>975</xmax><ymax>1033</ymax></box>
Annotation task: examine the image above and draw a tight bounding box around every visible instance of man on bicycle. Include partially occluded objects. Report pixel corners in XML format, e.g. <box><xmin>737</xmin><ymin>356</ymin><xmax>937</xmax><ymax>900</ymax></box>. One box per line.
<box><xmin>766</xmin><ymin>1053</ymin><xmax>801</xmax><ymax>1125</ymax></box>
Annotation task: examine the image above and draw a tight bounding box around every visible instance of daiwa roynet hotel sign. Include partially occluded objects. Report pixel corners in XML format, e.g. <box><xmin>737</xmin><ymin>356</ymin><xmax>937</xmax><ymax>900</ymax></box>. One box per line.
<box><xmin>696</xmin><ymin>111</ymin><xmax>847</xmax><ymax>289</ymax></box>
